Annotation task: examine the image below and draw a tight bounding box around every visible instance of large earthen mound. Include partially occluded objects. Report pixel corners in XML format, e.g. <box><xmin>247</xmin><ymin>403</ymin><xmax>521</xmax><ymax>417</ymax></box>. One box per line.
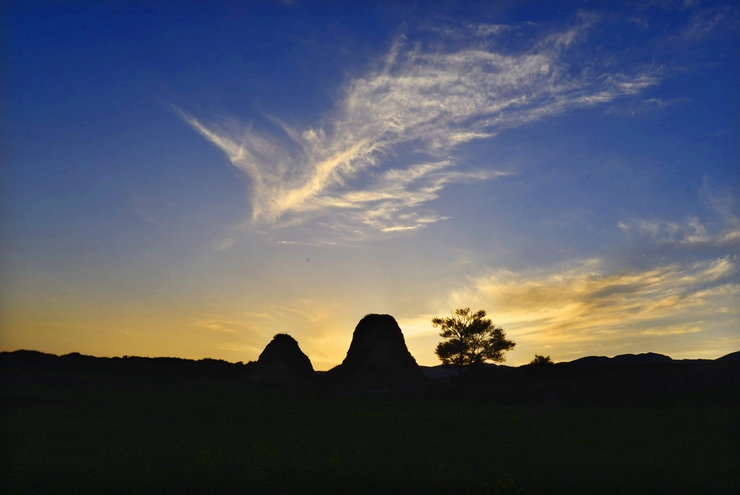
<box><xmin>340</xmin><ymin>314</ymin><xmax>418</xmax><ymax>372</ymax></box>
<box><xmin>328</xmin><ymin>314</ymin><xmax>426</xmax><ymax>391</ymax></box>
<box><xmin>252</xmin><ymin>333</ymin><xmax>314</xmax><ymax>384</ymax></box>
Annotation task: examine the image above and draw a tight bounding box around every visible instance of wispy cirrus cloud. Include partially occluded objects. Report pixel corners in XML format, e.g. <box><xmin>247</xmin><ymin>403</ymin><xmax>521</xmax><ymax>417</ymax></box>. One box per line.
<box><xmin>179</xmin><ymin>16</ymin><xmax>659</xmax><ymax>240</ymax></box>
<box><xmin>679</xmin><ymin>5</ymin><xmax>734</xmax><ymax>41</ymax></box>
<box><xmin>618</xmin><ymin>217</ymin><xmax>740</xmax><ymax>247</ymax></box>
<box><xmin>308</xmin><ymin>160</ymin><xmax>511</xmax><ymax>234</ymax></box>
<box><xmin>618</xmin><ymin>181</ymin><xmax>740</xmax><ymax>248</ymax></box>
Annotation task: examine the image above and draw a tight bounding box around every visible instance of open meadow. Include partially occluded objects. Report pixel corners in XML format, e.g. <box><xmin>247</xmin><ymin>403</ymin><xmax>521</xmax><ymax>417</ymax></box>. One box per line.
<box><xmin>2</xmin><ymin>354</ymin><xmax>738</xmax><ymax>494</ymax></box>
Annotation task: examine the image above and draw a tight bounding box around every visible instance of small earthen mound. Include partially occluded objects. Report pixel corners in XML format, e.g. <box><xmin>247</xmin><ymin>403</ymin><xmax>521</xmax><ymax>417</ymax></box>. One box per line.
<box><xmin>252</xmin><ymin>334</ymin><xmax>314</xmax><ymax>384</ymax></box>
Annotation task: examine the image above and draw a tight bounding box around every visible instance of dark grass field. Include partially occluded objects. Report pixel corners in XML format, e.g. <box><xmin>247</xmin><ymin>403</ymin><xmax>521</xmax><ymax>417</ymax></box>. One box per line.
<box><xmin>2</xmin><ymin>359</ymin><xmax>739</xmax><ymax>494</ymax></box>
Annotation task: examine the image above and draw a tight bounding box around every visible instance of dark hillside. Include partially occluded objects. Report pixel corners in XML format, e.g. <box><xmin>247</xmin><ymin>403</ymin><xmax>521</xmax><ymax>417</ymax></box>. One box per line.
<box><xmin>2</xmin><ymin>350</ymin><xmax>738</xmax><ymax>405</ymax></box>
<box><xmin>439</xmin><ymin>355</ymin><xmax>740</xmax><ymax>406</ymax></box>
<box><xmin>718</xmin><ymin>350</ymin><xmax>740</xmax><ymax>362</ymax></box>
<box><xmin>0</xmin><ymin>350</ymin><xmax>254</xmax><ymax>388</ymax></box>
<box><xmin>1</xmin><ymin>349</ymin><xmax>739</xmax><ymax>493</ymax></box>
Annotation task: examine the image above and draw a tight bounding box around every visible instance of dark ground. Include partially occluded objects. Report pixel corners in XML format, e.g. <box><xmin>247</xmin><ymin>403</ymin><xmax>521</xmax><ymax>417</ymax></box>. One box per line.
<box><xmin>1</xmin><ymin>350</ymin><xmax>738</xmax><ymax>494</ymax></box>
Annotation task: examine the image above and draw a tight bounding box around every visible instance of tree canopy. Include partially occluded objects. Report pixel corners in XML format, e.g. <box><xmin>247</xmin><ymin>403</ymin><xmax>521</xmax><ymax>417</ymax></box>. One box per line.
<box><xmin>433</xmin><ymin>308</ymin><xmax>515</xmax><ymax>366</ymax></box>
<box><xmin>528</xmin><ymin>354</ymin><xmax>554</xmax><ymax>366</ymax></box>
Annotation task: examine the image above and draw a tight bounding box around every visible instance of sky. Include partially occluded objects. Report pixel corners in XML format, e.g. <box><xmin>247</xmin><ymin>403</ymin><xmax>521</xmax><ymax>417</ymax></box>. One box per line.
<box><xmin>2</xmin><ymin>1</ymin><xmax>738</xmax><ymax>370</ymax></box>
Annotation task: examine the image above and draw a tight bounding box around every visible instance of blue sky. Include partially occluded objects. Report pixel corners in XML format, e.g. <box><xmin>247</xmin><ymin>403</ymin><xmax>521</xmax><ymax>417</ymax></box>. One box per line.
<box><xmin>2</xmin><ymin>1</ymin><xmax>738</xmax><ymax>369</ymax></box>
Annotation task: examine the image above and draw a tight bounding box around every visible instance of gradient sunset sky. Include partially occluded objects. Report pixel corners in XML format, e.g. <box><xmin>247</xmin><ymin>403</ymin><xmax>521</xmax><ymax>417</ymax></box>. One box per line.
<box><xmin>2</xmin><ymin>1</ymin><xmax>738</xmax><ymax>370</ymax></box>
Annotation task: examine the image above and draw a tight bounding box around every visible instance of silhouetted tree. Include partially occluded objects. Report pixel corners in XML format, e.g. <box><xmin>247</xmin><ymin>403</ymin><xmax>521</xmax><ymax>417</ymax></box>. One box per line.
<box><xmin>529</xmin><ymin>354</ymin><xmax>554</xmax><ymax>366</ymax></box>
<box><xmin>433</xmin><ymin>308</ymin><xmax>515</xmax><ymax>366</ymax></box>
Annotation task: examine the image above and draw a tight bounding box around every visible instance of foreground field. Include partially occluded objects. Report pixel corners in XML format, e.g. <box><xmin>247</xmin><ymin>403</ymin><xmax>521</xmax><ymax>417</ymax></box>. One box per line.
<box><xmin>2</xmin><ymin>365</ymin><xmax>738</xmax><ymax>494</ymax></box>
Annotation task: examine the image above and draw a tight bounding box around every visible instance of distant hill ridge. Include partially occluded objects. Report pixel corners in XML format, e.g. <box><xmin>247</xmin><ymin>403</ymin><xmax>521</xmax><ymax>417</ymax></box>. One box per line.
<box><xmin>2</xmin><ymin>348</ymin><xmax>740</xmax><ymax>371</ymax></box>
<box><xmin>567</xmin><ymin>352</ymin><xmax>673</xmax><ymax>366</ymax></box>
<box><xmin>564</xmin><ymin>351</ymin><xmax>740</xmax><ymax>365</ymax></box>
<box><xmin>2</xmin><ymin>313</ymin><xmax>739</xmax><ymax>392</ymax></box>
<box><xmin>0</xmin><ymin>349</ymin><xmax>250</xmax><ymax>376</ymax></box>
<box><xmin>3</xmin><ymin>336</ymin><xmax>739</xmax><ymax>405</ymax></box>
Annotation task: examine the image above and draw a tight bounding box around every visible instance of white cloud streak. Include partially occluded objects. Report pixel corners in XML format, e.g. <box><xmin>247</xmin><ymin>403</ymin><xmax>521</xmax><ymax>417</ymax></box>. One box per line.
<box><xmin>190</xmin><ymin>318</ymin><xmax>245</xmax><ymax>334</ymax></box>
<box><xmin>618</xmin><ymin>181</ymin><xmax>740</xmax><ymax>248</ymax></box>
<box><xmin>618</xmin><ymin>217</ymin><xmax>740</xmax><ymax>246</ymax></box>
<box><xmin>179</xmin><ymin>17</ymin><xmax>659</xmax><ymax>239</ymax></box>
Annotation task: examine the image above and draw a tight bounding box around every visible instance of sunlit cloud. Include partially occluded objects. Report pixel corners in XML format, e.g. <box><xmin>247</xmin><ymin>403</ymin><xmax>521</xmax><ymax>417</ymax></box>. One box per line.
<box><xmin>430</xmin><ymin>255</ymin><xmax>739</xmax><ymax>362</ymax></box>
<box><xmin>311</xmin><ymin>161</ymin><xmax>511</xmax><ymax>234</ymax></box>
<box><xmin>190</xmin><ymin>318</ymin><xmax>244</xmax><ymax>334</ymax></box>
<box><xmin>179</xmin><ymin>15</ymin><xmax>660</xmax><ymax>240</ymax></box>
<box><xmin>389</xmin><ymin>182</ymin><xmax>740</xmax><ymax>364</ymax></box>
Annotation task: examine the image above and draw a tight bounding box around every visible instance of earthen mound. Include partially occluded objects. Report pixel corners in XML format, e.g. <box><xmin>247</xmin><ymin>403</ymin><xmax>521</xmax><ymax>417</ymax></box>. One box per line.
<box><xmin>328</xmin><ymin>314</ymin><xmax>426</xmax><ymax>391</ymax></box>
<box><xmin>252</xmin><ymin>334</ymin><xmax>314</xmax><ymax>384</ymax></box>
<box><xmin>341</xmin><ymin>314</ymin><xmax>418</xmax><ymax>371</ymax></box>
